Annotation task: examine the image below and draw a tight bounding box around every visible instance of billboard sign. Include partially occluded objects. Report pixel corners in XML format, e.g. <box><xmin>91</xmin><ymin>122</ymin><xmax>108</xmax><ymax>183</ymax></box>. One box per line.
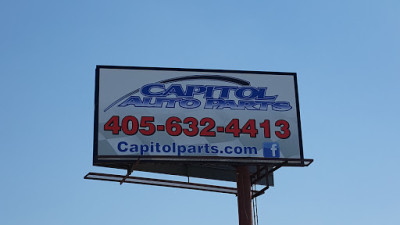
<box><xmin>94</xmin><ymin>66</ymin><xmax>305</xmax><ymax>167</ymax></box>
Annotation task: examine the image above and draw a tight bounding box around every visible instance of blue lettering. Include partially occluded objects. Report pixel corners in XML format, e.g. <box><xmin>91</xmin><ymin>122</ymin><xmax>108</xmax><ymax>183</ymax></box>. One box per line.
<box><xmin>217</xmin><ymin>100</ymin><xmax>239</xmax><ymax>110</ymax></box>
<box><xmin>234</xmin><ymin>146</ymin><xmax>243</xmax><ymax>154</ymax></box>
<box><xmin>117</xmin><ymin>141</ymin><xmax>128</xmax><ymax>152</ymax></box>
<box><xmin>235</xmin><ymin>87</ymin><xmax>258</xmax><ymax>99</ymax></box>
<box><xmin>204</xmin><ymin>99</ymin><xmax>224</xmax><ymax>109</ymax></box>
<box><xmin>256</xmin><ymin>88</ymin><xmax>277</xmax><ymax>100</ymax></box>
<box><xmin>237</xmin><ymin>100</ymin><xmax>258</xmax><ymax>110</ymax></box>
<box><xmin>244</xmin><ymin>147</ymin><xmax>257</xmax><ymax>154</ymax></box>
<box><xmin>140</xmin><ymin>145</ymin><xmax>149</xmax><ymax>155</ymax></box>
<box><xmin>130</xmin><ymin>144</ymin><xmax>138</xmax><ymax>152</ymax></box>
<box><xmin>155</xmin><ymin>143</ymin><xmax>161</xmax><ymax>152</ymax></box>
<box><xmin>257</xmin><ymin>101</ymin><xmax>275</xmax><ymax>111</ymax></box>
<box><xmin>211</xmin><ymin>145</ymin><xmax>218</xmax><ymax>153</ymax></box>
<box><xmin>163</xmin><ymin>84</ymin><xmax>186</xmax><ymax>97</ymax></box>
<box><xmin>204</xmin><ymin>86</ymin><xmax>215</xmax><ymax>98</ymax></box>
<box><xmin>272</xmin><ymin>102</ymin><xmax>292</xmax><ymax>111</ymax></box>
<box><xmin>187</xmin><ymin>145</ymin><xmax>196</xmax><ymax>153</ymax></box>
<box><xmin>214</xmin><ymin>86</ymin><xmax>238</xmax><ymax>98</ymax></box>
<box><xmin>117</xmin><ymin>83</ymin><xmax>292</xmax><ymax>112</ymax></box>
<box><xmin>185</xmin><ymin>85</ymin><xmax>207</xmax><ymax>97</ymax></box>
<box><xmin>179</xmin><ymin>98</ymin><xmax>201</xmax><ymax>109</ymax></box>
<box><xmin>162</xmin><ymin>144</ymin><xmax>172</xmax><ymax>153</ymax></box>
<box><xmin>154</xmin><ymin>97</ymin><xmax>180</xmax><ymax>108</ymax></box>
<box><xmin>177</xmin><ymin>145</ymin><xmax>185</xmax><ymax>156</ymax></box>
<box><xmin>118</xmin><ymin>96</ymin><xmax>144</xmax><ymax>107</ymax></box>
<box><xmin>141</xmin><ymin>83</ymin><xmax>166</xmax><ymax>96</ymax></box>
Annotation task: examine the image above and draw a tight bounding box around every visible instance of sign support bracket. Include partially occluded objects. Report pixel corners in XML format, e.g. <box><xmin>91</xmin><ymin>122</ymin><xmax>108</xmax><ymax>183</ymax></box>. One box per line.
<box><xmin>85</xmin><ymin>172</ymin><xmax>254</xmax><ymax>195</ymax></box>
<box><xmin>120</xmin><ymin>158</ymin><xmax>140</xmax><ymax>185</ymax></box>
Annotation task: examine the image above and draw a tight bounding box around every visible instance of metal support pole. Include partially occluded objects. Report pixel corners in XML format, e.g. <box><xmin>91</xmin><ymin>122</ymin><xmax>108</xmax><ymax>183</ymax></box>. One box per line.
<box><xmin>236</xmin><ymin>166</ymin><xmax>253</xmax><ymax>225</ymax></box>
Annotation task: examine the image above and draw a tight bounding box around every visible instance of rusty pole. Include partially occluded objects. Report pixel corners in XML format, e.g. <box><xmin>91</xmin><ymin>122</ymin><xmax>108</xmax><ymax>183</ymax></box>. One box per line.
<box><xmin>236</xmin><ymin>166</ymin><xmax>253</xmax><ymax>225</ymax></box>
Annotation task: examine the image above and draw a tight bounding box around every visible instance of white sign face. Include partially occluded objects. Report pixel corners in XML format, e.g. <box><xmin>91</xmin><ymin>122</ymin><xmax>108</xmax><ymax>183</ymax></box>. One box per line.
<box><xmin>94</xmin><ymin>66</ymin><xmax>304</xmax><ymax>165</ymax></box>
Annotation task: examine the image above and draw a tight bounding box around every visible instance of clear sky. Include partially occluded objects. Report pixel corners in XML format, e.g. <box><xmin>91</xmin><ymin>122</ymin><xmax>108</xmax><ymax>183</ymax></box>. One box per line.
<box><xmin>1</xmin><ymin>0</ymin><xmax>399</xmax><ymax>224</ymax></box>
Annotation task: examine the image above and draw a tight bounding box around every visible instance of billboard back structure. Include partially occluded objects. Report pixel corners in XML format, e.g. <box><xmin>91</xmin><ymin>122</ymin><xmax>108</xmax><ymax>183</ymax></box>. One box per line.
<box><xmin>93</xmin><ymin>66</ymin><xmax>312</xmax><ymax>184</ymax></box>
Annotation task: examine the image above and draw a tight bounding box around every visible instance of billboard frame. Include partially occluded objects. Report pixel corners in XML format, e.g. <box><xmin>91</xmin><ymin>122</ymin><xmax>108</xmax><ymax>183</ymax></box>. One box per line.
<box><xmin>93</xmin><ymin>65</ymin><xmax>311</xmax><ymax>170</ymax></box>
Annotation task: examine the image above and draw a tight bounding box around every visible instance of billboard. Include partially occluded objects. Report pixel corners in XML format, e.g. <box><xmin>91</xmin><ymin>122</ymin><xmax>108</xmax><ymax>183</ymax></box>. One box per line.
<box><xmin>94</xmin><ymin>66</ymin><xmax>306</xmax><ymax>168</ymax></box>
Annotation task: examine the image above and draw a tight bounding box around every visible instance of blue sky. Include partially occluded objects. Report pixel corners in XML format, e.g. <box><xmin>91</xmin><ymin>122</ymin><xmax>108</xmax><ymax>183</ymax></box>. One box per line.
<box><xmin>1</xmin><ymin>1</ymin><xmax>399</xmax><ymax>224</ymax></box>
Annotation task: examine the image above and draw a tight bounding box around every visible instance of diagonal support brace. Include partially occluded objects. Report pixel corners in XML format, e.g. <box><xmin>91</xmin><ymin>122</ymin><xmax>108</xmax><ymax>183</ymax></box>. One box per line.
<box><xmin>120</xmin><ymin>159</ymin><xmax>140</xmax><ymax>185</ymax></box>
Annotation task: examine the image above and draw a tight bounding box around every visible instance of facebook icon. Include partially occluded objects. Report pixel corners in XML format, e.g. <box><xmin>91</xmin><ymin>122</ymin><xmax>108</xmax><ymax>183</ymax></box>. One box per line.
<box><xmin>263</xmin><ymin>142</ymin><xmax>280</xmax><ymax>158</ymax></box>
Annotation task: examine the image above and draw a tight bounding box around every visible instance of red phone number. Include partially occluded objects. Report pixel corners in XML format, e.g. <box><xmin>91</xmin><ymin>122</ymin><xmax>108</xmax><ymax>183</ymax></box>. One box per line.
<box><xmin>104</xmin><ymin>116</ymin><xmax>290</xmax><ymax>139</ymax></box>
